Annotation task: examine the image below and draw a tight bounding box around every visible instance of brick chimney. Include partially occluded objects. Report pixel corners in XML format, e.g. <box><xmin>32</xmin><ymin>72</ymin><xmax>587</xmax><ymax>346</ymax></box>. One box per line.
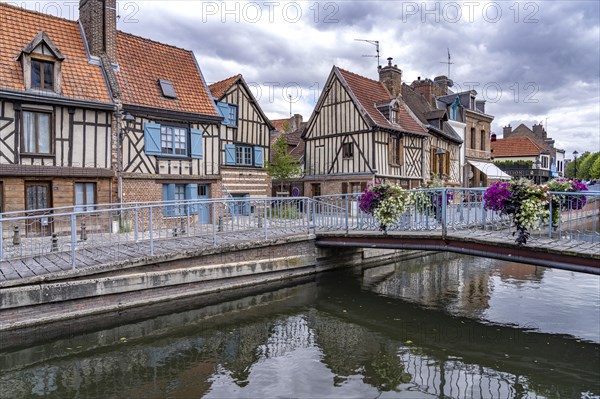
<box><xmin>79</xmin><ymin>0</ymin><xmax>117</xmax><ymax>63</ymax></box>
<box><xmin>532</xmin><ymin>123</ymin><xmax>547</xmax><ymax>141</ymax></box>
<box><xmin>378</xmin><ymin>57</ymin><xmax>402</xmax><ymax>99</ymax></box>
<box><xmin>291</xmin><ymin>114</ymin><xmax>303</xmax><ymax>131</ymax></box>
<box><xmin>434</xmin><ymin>75</ymin><xmax>454</xmax><ymax>96</ymax></box>
<box><xmin>503</xmin><ymin>125</ymin><xmax>512</xmax><ymax>138</ymax></box>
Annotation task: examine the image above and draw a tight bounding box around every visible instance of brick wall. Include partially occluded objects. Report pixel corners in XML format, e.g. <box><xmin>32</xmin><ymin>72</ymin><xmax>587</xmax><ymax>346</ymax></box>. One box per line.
<box><xmin>79</xmin><ymin>0</ymin><xmax>117</xmax><ymax>63</ymax></box>
<box><xmin>122</xmin><ymin>179</ymin><xmax>162</xmax><ymax>204</ymax></box>
<box><xmin>222</xmin><ymin>167</ymin><xmax>271</xmax><ymax>197</ymax></box>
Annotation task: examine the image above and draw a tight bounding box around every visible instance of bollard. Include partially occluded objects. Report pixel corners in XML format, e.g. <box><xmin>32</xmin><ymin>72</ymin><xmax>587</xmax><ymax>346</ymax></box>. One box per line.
<box><xmin>12</xmin><ymin>225</ymin><xmax>20</xmax><ymax>246</ymax></box>
<box><xmin>258</xmin><ymin>215</ymin><xmax>263</xmax><ymax>228</ymax></box>
<box><xmin>180</xmin><ymin>218</ymin><xmax>185</xmax><ymax>236</ymax></box>
<box><xmin>51</xmin><ymin>233</ymin><xmax>58</xmax><ymax>252</ymax></box>
<box><xmin>218</xmin><ymin>216</ymin><xmax>223</xmax><ymax>232</ymax></box>
<box><xmin>80</xmin><ymin>218</ymin><xmax>87</xmax><ymax>241</ymax></box>
<box><xmin>172</xmin><ymin>227</ymin><xmax>178</xmax><ymax>237</ymax></box>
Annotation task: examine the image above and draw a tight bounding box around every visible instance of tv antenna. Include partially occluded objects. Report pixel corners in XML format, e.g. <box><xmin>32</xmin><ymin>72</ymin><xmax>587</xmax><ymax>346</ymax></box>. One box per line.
<box><xmin>440</xmin><ymin>48</ymin><xmax>454</xmax><ymax>78</ymax></box>
<box><xmin>354</xmin><ymin>39</ymin><xmax>380</xmax><ymax>67</ymax></box>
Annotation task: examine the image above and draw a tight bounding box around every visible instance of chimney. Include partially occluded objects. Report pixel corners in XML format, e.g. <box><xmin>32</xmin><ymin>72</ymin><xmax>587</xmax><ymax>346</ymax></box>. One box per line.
<box><xmin>292</xmin><ymin>114</ymin><xmax>303</xmax><ymax>131</ymax></box>
<box><xmin>434</xmin><ymin>75</ymin><xmax>453</xmax><ymax>95</ymax></box>
<box><xmin>532</xmin><ymin>123</ymin><xmax>546</xmax><ymax>140</ymax></box>
<box><xmin>503</xmin><ymin>125</ymin><xmax>512</xmax><ymax>138</ymax></box>
<box><xmin>79</xmin><ymin>0</ymin><xmax>117</xmax><ymax>63</ymax></box>
<box><xmin>378</xmin><ymin>57</ymin><xmax>402</xmax><ymax>99</ymax></box>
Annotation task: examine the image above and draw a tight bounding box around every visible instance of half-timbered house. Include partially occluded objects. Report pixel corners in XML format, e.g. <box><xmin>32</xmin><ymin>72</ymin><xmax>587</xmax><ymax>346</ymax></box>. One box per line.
<box><xmin>0</xmin><ymin>3</ymin><xmax>114</xmax><ymax>218</ymax></box>
<box><xmin>209</xmin><ymin>74</ymin><xmax>274</xmax><ymax>199</ymax></box>
<box><xmin>78</xmin><ymin>0</ymin><xmax>222</xmax><ymax>210</ymax></box>
<box><xmin>302</xmin><ymin>59</ymin><xmax>429</xmax><ymax>196</ymax></box>
<box><xmin>402</xmin><ymin>84</ymin><xmax>462</xmax><ymax>185</ymax></box>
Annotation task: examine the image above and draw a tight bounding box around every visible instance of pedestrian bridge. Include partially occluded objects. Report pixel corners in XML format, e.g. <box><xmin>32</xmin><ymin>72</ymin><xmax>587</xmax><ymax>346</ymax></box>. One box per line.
<box><xmin>0</xmin><ymin>188</ymin><xmax>598</xmax><ymax>283</ymax></box>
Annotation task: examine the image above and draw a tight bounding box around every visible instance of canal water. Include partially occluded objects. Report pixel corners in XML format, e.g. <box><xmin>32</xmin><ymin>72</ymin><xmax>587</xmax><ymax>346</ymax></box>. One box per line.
<box><xmin>1</xmin><ymin>253</ymin><xmax>598</xmax><ymax>399</ymax></box>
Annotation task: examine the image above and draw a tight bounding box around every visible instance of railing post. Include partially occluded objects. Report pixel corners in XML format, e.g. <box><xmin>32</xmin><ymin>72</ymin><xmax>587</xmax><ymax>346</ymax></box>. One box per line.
<box><xmin>0</xmin><ymin>221</ymin><xmax>3</xmax><ymax>261</ymax></box>
<box><xmin>441</xmin><ymin>189</ymin><xmax>447</xmax><ymax>239</ymax></box>
<box><xmin>548</xmin><ymin>198</ymin><xmax>553</xmax><ymax>239</ymax></box>
<box><xmin>312</xmin><ymin>199</ymin><xmax>316</xmax><ymax>234</ymax></box>
<box><xmin>134</xmin><ymin>205</ymin><xmax>139</xmax><ymax>243</ymax></box>
<box><xmin>264</xmin><ymin>199</ymin><xmax>268</xmax><ymax>240</ymax></box>
<box><xmin>345</xmin><ymin>195</ymin><xmax>349</xmax><ymax>234</ymax></box>
<box><xmin>306</xmin><ymin>198</ymin><xmax>311</xmax><ymax>234</ymax></box>
<box><xmin>70</xmin><ymin>213</ymin><xmax>77</xmax><ymax>271</ymax></box>
<box><xmin>149</xmin><ymin>207</ymin><xmax>154</xmax><ymax>256</ymax></box>
<box><xmin>212</xmin><ymin>204</ymin><xmax>217</xmax><ymax>245</ymax></box>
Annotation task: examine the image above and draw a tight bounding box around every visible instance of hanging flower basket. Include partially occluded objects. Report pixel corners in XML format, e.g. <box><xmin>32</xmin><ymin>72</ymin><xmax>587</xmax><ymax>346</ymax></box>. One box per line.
<box><xmin>358</xmin><ymin>183</ymin><xmax>413</xmax><ymax>233</ymax></box>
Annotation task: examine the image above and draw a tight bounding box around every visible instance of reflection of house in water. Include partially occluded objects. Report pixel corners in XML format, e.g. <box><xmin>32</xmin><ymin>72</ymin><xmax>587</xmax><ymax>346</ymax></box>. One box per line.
<box><xmin>365</xmin><ymin>255</ymin><xmax>493</xmax><ymax>317</ymax></box>
<box><xmin>495</xmin><ymin>262</ymin><xmax>545</xmax><ymax>284</ymax></box>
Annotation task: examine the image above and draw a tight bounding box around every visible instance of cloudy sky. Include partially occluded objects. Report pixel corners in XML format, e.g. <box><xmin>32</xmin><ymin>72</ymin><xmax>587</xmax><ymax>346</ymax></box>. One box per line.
<box><xmin>9</xmin><ymin>0</ymin><xmax>600</xmax><ymax>157</ymax></box>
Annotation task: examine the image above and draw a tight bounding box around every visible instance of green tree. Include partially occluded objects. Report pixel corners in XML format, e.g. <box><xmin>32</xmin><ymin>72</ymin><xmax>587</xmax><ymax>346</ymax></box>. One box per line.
<box><xmin>266</xmin><ymin>135</ymin><xmax>302</xmax><ymax>193</ymax></box>
<box><xmin>579</xmin><ymin>152</ymin><xmax>599</xmax><ymax>180</ymax></box>
<box><xmin>590</xmin><ymin>155</ymin><xmax>600</xmax><ymax>179</ymax></box>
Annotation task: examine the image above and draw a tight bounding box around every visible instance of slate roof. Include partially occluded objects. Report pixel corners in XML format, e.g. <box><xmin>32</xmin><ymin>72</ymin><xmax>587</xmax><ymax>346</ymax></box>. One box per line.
<box><xmin>115</xmin><ymin>31</ymin><xmax>218</xmax><ymax>116</ymax></box>
<box><xmin>208</xmin><ymin>74</ymin><xmax>241</xmax><ymax>100</ymax></box>
<box><xmin>491</xmin><ymin>136</ymin><xmax>545</xmax><ymax>157</ymax></box>
<box><xmin>336</xmin><ymin>67</ymin><xmax>427</xmax><ymax>135</ymax></box>
<box><xmin>401</xmin><ymin>84</ymin><xmax>462</xmax><ymax>143</ymax></box>
<box><xmin>0</xmin><ymin>3</ymin><xmax>111</xmax><ymax>103</ymax></box>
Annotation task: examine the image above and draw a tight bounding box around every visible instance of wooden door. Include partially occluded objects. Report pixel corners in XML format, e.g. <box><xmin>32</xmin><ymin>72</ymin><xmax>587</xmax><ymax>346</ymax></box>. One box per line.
<box><xmin>25</xmin><ymin>181</ymin><xmax>52</xmax><ymax>236</ymax></box>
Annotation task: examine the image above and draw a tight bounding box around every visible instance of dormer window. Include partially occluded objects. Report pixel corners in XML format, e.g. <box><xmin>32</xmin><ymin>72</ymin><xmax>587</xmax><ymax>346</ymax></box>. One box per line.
<box><xmin>390</xmin><ymin>107</ymin><xmax>399</xmax><ymax>124</ymax></box>
<box><xmin>31</xmin><ymin>59</ymin><xmax>54</xmax><ymax>90</ymax></box>
<box><xmin>20</xmin><ymin>31</ymin><xmax>64</xmax><ymax>94</ymax></box>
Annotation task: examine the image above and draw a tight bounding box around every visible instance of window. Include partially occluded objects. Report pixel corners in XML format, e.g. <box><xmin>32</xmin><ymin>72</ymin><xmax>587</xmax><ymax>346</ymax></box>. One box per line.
<box><xmin>431</xmin><ymin>148</ymin><xmax>450</xmax><ymax>176</ymax></box>
<box><xmin>480</xmin><ymin>130</ymin><xmax>486</xmax><ymax>151</ymax></box>
<box><xmin>31</xmin><ymin>59</ymin><xmax>54</xmax><ymax>90</ymax></box>
<box><xmin>224</xmin><ymin>144</ymin><xmax>263</xmax><ymax>167</ymax></box>
<box><xmin>22</xmin><ymin>111</ymin><xmax>51</xmax><ymax>154</ymax></box>
<box><xmin>144</xmin><ymin>123</ymin><xmax>202</xmax><ymax>159</ymax></box>
<box><xmin>161</xmin><ymin>126</ymin><xmax>187</xmax><ymax>156</ymax></box>
<box><xmin>75</xmin><ymin>183</ymin><xmax>96</xmax><ymax>212</ymax></box>
<box><xmin>470</xmin><ymin>127</ymin><xmax>476</xmax><ymax>149</ymax></box>
<box><xmin>236</xmin><ymin>146</ymin><xmax>253</xmax><ymax>166</ymax></box>
<box><xmin>162</xmin><ymin>183</ymin><xmax>198</xmax><ymax>217</ymax></box>
<box><xmin>389</xmin><ymin>136</ymin><xmax>404</xmax><ymax>165</ymax></box>
<box><xmin>541</xmin><ymin>156</ymin><xmax>549</xmax><ymax>168</ymax></box>
<box><xmin>390</xmin><ymin>107</ymin><xmax>399</xmax><ymax>124</ymax></box>
<box><xmin>343</xmin><ymin>143</ymin><xmax>354</xmax><ymax>158</ymax></box>
<box><xmin>217</xmin><ymin>102</ymin><xmax>238</xmax><ymax>127</ymax></box>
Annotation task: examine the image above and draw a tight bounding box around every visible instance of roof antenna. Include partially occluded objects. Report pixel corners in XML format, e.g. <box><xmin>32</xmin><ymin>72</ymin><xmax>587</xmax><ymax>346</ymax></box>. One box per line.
<box><xmin>354</xmin><ymin>39</ymin><xmax>380</xmax><ymax>68</ymax></box>
<box><xmin>440</xmin><ymin>48</ymin><xmax>454</xmax><ymax>78</ymax></box>
<box><xmin>288</xmin><ymin>94</ymin><xmax>292</xmax><ymax>118</ymax></box>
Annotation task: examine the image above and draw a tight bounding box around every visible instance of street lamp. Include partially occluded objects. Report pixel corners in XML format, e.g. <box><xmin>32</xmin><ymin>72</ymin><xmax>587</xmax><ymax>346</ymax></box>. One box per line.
<box><xmin>436</xmin><ymin>148</ymin><xmax>446</xmax><ymax>179</ymax></box>
<box><xmin>573</xmin><ymin>150</ymin><xmax>579</xmax><ymax>179</ymax></box>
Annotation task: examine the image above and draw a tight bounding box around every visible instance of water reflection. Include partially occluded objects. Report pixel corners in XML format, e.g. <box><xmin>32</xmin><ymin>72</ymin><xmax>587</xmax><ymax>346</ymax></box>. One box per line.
<box><xmin>0</xmin><ymin>255</ymin><xmax>598</xmax><ymax>399</ymax></box>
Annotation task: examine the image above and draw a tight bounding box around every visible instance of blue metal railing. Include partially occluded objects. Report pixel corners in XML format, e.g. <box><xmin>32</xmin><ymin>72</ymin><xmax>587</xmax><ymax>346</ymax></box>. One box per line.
<box><xmin>1</xmin><ymin>189</ymin><xmax>598</xmax><ymax>269</ymax></box>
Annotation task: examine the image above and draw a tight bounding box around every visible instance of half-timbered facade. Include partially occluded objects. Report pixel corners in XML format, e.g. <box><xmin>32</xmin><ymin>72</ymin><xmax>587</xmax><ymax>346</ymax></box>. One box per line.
<box><xmin>78</xmin><ymin>0</ymin><xmax>222</xmax><ymax>206</ymax></box>
<box><xmin>0</xmin><ymin>3</ymin><xmax>114</xmax><ymax>215</ymax></box>
<box><xmin>209</xmin><ymin>74</ymin><xmax>274</xmax><ymax>198</ymax></box>
<box><xmin>402</xmin><ymin>84</ymin><xmax>462</xmax><ymax>185</ymax></box>
<box><xmin>302</xmin><ymin>61</ymin><xmax>429</xmax><ymax>196</ymax></box>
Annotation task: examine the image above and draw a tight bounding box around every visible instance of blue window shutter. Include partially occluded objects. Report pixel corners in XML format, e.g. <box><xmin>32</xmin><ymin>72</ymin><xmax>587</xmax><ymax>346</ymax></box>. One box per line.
<box><xmin>163</xmin><ymin>183</ymin><xmax>175</xmax><ymax>217</ymax></box>
<box><xmin>190</xmin><ymin>128</ymin><xmax>203</xmax><ymax>159</ymax></box>
<box><xmin>144</xmin><ymin>123</ymin><xmax>161</xmax><ymax>155</ymax></box>
<box><xmin>229</xmin><ymin>106</ymin><xmax>237</xmax><ymax>127</ymax></box>
<box><xmin>186</xmin><ymin>184</ymin><xmax>198</xmax><ymax>215</ymax></box>
<box><xmin>225</xmin><ymin>144</ymin><xmax>236</xmax><ymax>165</ymax></box>
<box><xmin>254</xmin><ymin>146</ymin><xmax>264</xmax><ymax>167</ymax></box>
<box><xmin>217</xmin><ymin>102</ymin><xmax>230</xmax><ymax>125</ymax></box>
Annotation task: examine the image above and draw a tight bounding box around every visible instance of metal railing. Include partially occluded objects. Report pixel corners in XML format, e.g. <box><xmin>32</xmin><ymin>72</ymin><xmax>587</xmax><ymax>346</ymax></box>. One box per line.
<box><xmin>1</xmin><ymin>189</ymin><xmax>598</xmax><ymax>269</ymax></box>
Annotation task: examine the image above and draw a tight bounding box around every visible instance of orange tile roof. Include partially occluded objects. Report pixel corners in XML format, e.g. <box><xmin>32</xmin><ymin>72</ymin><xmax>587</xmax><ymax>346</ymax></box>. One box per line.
<box><xmin>0</xmin><ymin>3</ymin><xmax>111</xmax><ymax>103</ymax></box>
<box><xmin>270</xmin><ymin>118</ymin><xmax>289</xmax><ymax>132</ymax></box>
<box><xmin>491</xmin><ymin>136</ymin><xmax>545</xmax><ymax>157</ymax></box>
<box><xmin>115</xmin><ymin>31</ymin><xmax>218</xmax><ymax>116</ymax></box>
<box><xmin>337</xmin><ymin>67</ymin><xmax>427</xmax><ymax>135</ymax></box>
<box><xmin>208</xmin><ymin>74</ymin><xmax>241</xmax><ymax>100</ymax></box>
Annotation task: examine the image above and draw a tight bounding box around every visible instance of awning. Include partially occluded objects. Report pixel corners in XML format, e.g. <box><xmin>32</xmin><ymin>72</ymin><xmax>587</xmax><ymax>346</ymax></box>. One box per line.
<box><xmin>468</xmin><ymin>160</ymin><xmax>512</xmax><ymax>180</ymax></box>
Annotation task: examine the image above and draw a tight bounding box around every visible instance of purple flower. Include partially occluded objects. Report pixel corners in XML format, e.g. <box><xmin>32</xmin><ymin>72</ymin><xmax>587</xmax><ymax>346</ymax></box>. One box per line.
<box><xmin>484</xmin><ymin>182</ymin><xmax>511</xmax><ymax>211</ymax></box>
